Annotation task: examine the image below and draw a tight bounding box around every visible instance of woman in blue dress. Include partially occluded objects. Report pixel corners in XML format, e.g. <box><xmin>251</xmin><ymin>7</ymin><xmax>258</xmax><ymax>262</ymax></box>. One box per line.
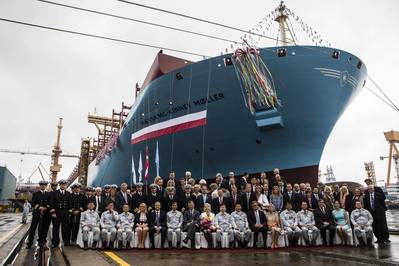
<box><xmin>332</xmin><ymin>200</ymin><xmax>350</xmax><ymax>245</ymax></box>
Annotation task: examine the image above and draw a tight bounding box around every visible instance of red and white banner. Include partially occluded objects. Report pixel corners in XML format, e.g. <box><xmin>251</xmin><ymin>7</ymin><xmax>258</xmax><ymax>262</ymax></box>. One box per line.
<box><xmin>131</xmin><ymin>110</ymin><xmax>207</xmax><ymax>144</ymax></box>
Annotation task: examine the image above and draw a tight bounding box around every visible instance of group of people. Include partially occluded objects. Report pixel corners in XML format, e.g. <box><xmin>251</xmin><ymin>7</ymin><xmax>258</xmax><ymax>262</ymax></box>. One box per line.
<box><xmin>26</xmin><ymin>168</ymin><xmax>390</xmax><ymax>251</ymax></box>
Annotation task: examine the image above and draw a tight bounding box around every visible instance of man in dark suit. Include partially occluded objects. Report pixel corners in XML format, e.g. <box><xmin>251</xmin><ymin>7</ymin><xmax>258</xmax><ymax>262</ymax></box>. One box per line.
<box><xmin>83</xmin><ymin>186</ymin><xmax>95</xmax><ymax>209</ymax></box>
<box><xmin>147</xmin><ymin>184</ymin><xmax>162</xmax><ymax>211</ymax></box>
<box><xmin>248</xmin><ymin>201</ymin><xmax>267</xmax><ymax>248</ymax></box>
<box><xmin>115</xmin><ymin>183</ymin><xmax>132</xmax><ymax>213</ymax></box>
<box><xmin>180</xmin><ymin>185</ymin><xmax>196</xmax><ymax>212</ymax></box>
<box><xmin>241</xmin><ymin>184</ymin><xmax>256</xmax><ymax>213</ymax></box>
<box><xmin>283</xmin><ymin>183</ymin><xmax>294</xmax><ymax>209</ymax></box>
<box><xmin>102</xmin><ymin>184</ymin><xmax>112</xmax><ymax>203</ymax></box>
<box><xmin>211</xmin><ymin>189</ymin><xmax>230</xmax><ymax>214</ymax></box>
<box><xmin>228</xmin><ymin>186</ymin><xmax>242</xmax><ymax>213</ymax></box>
<box><xmin>236</xmin><ymin>172</ymin><xmax>248</xmax><ymax>191</ymax></box>
<box><xmin>148</xmin><ymin>201</ymin><xmax>167</xmax><ymax>249</ymax></box>
<box><xmin>163</xmin><ymin>171</ymin><xmax>179</xmax><ymax>188</ymax></box>
<box><xmin>50</xmin><ymin>179</ymin><xmax>71</xmax><ymax>247</ymax></box>
<box><xmin>69</xmin><ymin>183</ymin><xmax>86</xmax><ymax>245</ymax></box>
<box><xmin>94</xmin><ymin>187</ymin><xmax>106</xmax><ymax>217</ymax></box>
<box><xmin>314</xmin><ymin>199</ymin><xmax>335</xmax><ymax>246</ymax></box>
<box><xmin>364</xmin><ymin>184</ymin><xmax>390</xmax><ymax>244</ymax></box>
<box><xmin>197</xmin><ymin>188</ymin><xmax>211</xmax><ymax>212</ymax></box>
<box><xmin>332</xmin><ymin>184</ymin><xmax>340</xmax><ymax>201</ymax></box>
<box><xmin>163</xmin><ymin>186</ymin><xmax>181</xmax><ymax>211</ymax></box>
<box><xmin>293</xmin><ymin>184</ymin><xmax>307</xmax><ymax>212</ymax></box>
<box><xmin>130</xmin><ymin>183</ymin><xmax>146</xmax><ymax>212</ymax></box>
<box><xmin>182</xmin><ymin>200</ymin><xmax>200</xmax><ymax>248</ymax></box>
<box><xmin>26</xmin><ymin>180</ymin><xmax>51</xmax><ymax>249</ymax></box>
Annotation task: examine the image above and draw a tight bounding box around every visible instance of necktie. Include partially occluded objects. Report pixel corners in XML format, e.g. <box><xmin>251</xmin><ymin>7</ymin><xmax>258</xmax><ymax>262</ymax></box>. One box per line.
<box><xmin>371</xmin><ymin>193</ymin><xmax>375</xmax><ymax>210</ymax></box>
<box><xmin>219</xmin><ymin>197</ymin><xmax>222</xmax><ymax>204</ymax></box>
<box><xmin>255</xmin><ymin>210</ymin><xmax>260</xmax><ymax>224</ymax></box>
<box><xmin>156</xmin><ymin>211</ymin><xmax>160</xmax><ymax>226</ymax></box>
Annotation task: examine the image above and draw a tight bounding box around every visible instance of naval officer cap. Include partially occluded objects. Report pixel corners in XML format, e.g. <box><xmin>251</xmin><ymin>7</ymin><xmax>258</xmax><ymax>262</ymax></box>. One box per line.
<box><xmin>104</xmin><ymin>184</ymin><xmax>111</xmax><ymax>189</ymax></box>
<box><xmin>58</xmin><ymin>179</ymin><xmax>67</xmax><ymax>184</ymax></box>
<box><xmin>111</xmin><ymin>184</ymin><xmax>118</xmax><ymax>189</ymax></box>
<box><xmin>149</xmin><ymin>184</ymin><xmax>157</xmax><ymax>189</ymax></box>
<box><xmin>136</xmin><ymin>182</ymin><xmax>144</xmax><ymax>187</ymax></box>
<box><xmin>85</xmin><ymin>186</ymin><xmax>93</xmax><ymax>192</ymax></box>
<box><xmin>39</xmin><ymin>180</ymin><xmax>49</xmax><ymax>185</ymax></box>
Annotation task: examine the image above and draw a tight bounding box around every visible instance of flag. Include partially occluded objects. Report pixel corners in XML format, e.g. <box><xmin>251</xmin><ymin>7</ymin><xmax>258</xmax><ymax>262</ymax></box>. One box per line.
<box><xmin>131</xmin><ymin>155</ymin><xmax>137</xmax><ymax>184</ymax></box>
<box><xmin>155</xmin><ymin>141</ymin><xmax>160</xmax><ymax>177</ymax></box>
<box><xmin>145</xmin><ymin>145</ymin><xmax>149</xmax><ymax>180</ymax></box>
<box><xmin>138</xmin><ymin>152</ymin><xmax>143</xmax><ymax>182</ymax></box>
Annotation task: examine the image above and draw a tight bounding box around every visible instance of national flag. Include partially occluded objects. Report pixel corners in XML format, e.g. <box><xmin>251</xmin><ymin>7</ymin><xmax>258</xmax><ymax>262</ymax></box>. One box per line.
<box><xmin>144</xmin><ymin>145</ymin><xmax>149</xmax><ymax>180</ymax></box>
<box><xmin>131</xmin><ymin>110</ymin><xmax>207</xmax><ymax>144</ymax></box>
<box><xmin>155</xmin><ymin>141</ymin><xmax>160</xmax><ymax>177</ymax></box>
<box><xmin>131</xmin><ymin>155</ymin><xmax>137</xmax><ymax>184</ymax></box>
<box><xmin>138</xmin><ymin>152</ymin><xmax>143</xmax><ymax>182</ymax></box>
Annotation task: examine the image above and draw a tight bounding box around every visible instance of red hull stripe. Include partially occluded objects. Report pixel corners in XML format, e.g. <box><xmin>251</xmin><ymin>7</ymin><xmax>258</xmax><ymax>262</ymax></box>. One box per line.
<box><xmin>131</xmin><ymin>111</ymin><xmax>207</xmax><ymax>144</ymax></box>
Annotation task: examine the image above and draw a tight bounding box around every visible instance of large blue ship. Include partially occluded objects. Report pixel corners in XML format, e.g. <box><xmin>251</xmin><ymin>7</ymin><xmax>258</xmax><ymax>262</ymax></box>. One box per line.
<box><xmin>86</xmin><ymin>3</ymin><xmax>367</xmax><ymax>187</ymax></box>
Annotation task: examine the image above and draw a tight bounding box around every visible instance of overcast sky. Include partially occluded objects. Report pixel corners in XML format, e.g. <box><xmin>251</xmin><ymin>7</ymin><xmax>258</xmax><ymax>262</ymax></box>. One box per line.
<box><xmin>0</xmin><ymin>0</ymin><xmax>398</xmax><ymax>185</ymax></box>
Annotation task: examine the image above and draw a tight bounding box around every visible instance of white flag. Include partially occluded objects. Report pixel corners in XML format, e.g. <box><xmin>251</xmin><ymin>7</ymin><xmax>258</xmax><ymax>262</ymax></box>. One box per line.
<box><xmin>131</xmin><ymin>155</ymin><xmax>137</xmax><ymax>185</ymax></box>
<box><xmin>155</xmin><ymin>141</ymin><xmax>160</xmax><ymax>177</ymax></box>
<box><xmin>138</xmin><ymin>152</ymin><xmax>143</xmax><ymax>182</ymax></box>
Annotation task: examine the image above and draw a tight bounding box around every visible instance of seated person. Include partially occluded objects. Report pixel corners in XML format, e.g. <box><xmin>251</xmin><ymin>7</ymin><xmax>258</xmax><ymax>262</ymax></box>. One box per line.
<box><xmin>149</xmin><ymin>201</ymin><xmax>167</xmax><ymax>249</ymax></box>
<box><xmin>350</xmin><ymin>200</ymin><xmax>374</xmax><ymax>247</ymax></box>
<box><xmin>182</xmin><ymin>200</ymin><xmax>201</xmax><ymax>248</ymax></box>
<box><xmin>80</xmin><ymin>202</ymin><xmax>100</xmax><ymax>249</ymax></box>
<box><xmin>134</xmin><ymin>202</ymin><xmax>149</xmax><ymax>249</ymax></box>
<box><xmin>248</xmin><ymin>201</ymin><xmax>267</xmax><ymax>248</ymax></box>
<box><xmin>214</xmin><ymin>204</ymin><xmax>236</xmax><ymax>248</ymax></box>
<box><xmin>100</xmin><ymin>202</ymin><xmax>119</xmax><ymax>249</ymax></box>
<box><xmin>332</xmin><ymin>200</ymin><xmax>351</xmax><ymax>245</ymax></box>
<box><xmin>280</xmin><ymin>202</ymin><xmax>301</xmax><ymax>246</ymax></box>
<box><xmin>231</xmin><ymin>203</ymin><xmax>251</xmax><ymax>248</ymax></box>
<box><xmin>314</xmin><ymin>199</ymin><xmax>335</xmax><ymax>246</ymax></box>
<box><xmin>167</xmin><ymin>201</ymin><xmax>183</xmax><ymax>248</ymax></box>
<box><xmin>265</xmin><ymin>204</ymin><xmax>283</xmax><ymax>249</ymax></box>
<box><xmin>117</xmin><ymin>204</ymin><xmax>134</xmax><ymax>248</ymax></box>
<box><xmin>199</xmin><ymin>203</ymin><xmax>216</xmax><ymax>248</ymax></box>
<box><xmin>297</xmin><ymin>201</ymin><xmax>320</xmax><ymax>246</ymax></box>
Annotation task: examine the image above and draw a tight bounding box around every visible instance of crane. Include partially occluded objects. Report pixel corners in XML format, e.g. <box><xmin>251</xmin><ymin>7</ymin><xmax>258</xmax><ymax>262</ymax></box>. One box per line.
<box><xmin>0</xmin><ymin>148</ymin><xmax>79</xmax><ymax>158</ymax></box>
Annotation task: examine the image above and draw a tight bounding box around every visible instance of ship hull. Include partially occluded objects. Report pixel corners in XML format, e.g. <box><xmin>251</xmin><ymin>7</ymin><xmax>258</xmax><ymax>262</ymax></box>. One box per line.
<box><xmin>88</xmin><ymin>46</ymin><xmax>367</xmax><ymax>186</ymax></box>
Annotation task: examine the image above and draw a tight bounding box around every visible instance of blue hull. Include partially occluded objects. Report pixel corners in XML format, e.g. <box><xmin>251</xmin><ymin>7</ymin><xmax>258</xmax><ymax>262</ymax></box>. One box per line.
<box><xmin>87</xmin><ymin>46</ymin><xmax>367</xmax><ymax>186</ymax></box>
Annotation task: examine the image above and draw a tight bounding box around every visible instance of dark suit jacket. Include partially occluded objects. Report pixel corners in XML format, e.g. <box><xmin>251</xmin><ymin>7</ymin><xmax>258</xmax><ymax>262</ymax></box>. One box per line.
<box><xmin>182</xmin><ymin>209</ymin><xmax>200</xmax><ymax>229</ymax></box>
<box><xmin>196</xmin><ymin>194</ymin><xmax>211</xmax><ymax>212</ymax></box>
<box><xmin>148</xmin><ymin>210</ymin><xmax>167</xmax><ymax>228</ymax></box>
<box><xmin>115</xmin><ymin>191</ymin><xmax>132</xmax><ymax>213</ymax></box>
<box><xmin>130</xmin><ymin>193</ymin><xmax>147</xmax><ymax>211</ymax></box>
<box><xmin>69</xmin><ymin>192</ymin><xmax>86</xmax><ymax>212</ymax></box>
<box><xmin>93</xmin><ymin>195</ymin><xmax>106</xmax><ymax>215</ymax></box>
<box><xmin>211</xmin><ymin>196</ymin><xmax>230</xmax><ymax>214</ymax></box>
<box><xmin>283</xmin><ymin>191</ymin><xmax>294</xmax><ymax>206</ymax></box>
<box><xmin>364</xmin><ymin>190</ymin><xmax>387</xmax><ymax>214</ymax></box>
<box><xmin>31</xmin><ymin>190</ymin><xmax>51</xmax><ymax>215</ymax></box>
<box><xmin>228</xmin><ymin>193</ymin><xmax>242</xmax><ymax>213</ymax></box>
<box><xmin>50</xmin><ymin>190</ymin><xmax>71</xmax><ymax>214</ymax></box>
<box><xmin>241</xmin><ymin>191</ymin><xmax>256</xmax><ymax>213</ymax></box>
<box><xmin>180</xmin><ymin>194</ymin><xmax>197</xmax><ymax>211</ymax></box>
<box><xmin>292</xmin><ymin>192</ymin><xmax>307</xmax><ymax>212</ymax></box>
<box><xmin>146</xmin><ymin>193</ymin><xmax>163</xmax><ymax>210</ymax></box>
<box><xmin>247</xmin><ymin>209</ymin><xmax>267</xmax><ymax>230</ymax></box>
<box><xmin>163</xmin><ymin>195</ymin><xmax>181</xmax><ymax>211</ymax></box>
<box><xmin>314</xmin><ymin>207</ymin><xmax>334</xmax><ymax>227</ymax></box>
<box><xmin>134</xmin><ymin>212</ymin><xmax>149</xmax><ymax>226</ymax></box>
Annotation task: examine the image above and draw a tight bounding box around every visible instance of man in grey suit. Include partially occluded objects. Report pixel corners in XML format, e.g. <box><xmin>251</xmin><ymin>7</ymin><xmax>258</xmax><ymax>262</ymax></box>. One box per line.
<box><xmin>182</xmin><ymin>200</ymin><xmax>200</xmax><ymax>248</ymax></box>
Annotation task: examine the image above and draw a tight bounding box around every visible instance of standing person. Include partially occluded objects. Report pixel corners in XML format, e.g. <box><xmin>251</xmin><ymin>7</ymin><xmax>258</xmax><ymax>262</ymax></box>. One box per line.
<box><xmin>351</xmin><ymin>200</ymin><xmax>374</xmax><ymax>247</ymax></box>
<box><xmin>228</xmin><ymin>186</ymin><xmax>241</xmax><ymax>213</ymax></box>
<box><xmin>231</xmin><ymin>203</ymin><xmax>251</xmax><ymax>248</ymax></box>
<box><xmin>241</xmin><ymin>184</ymin><xmax>256</xmax><ymax>213</ymax></box>
<box><xmin>83</xmin><ymin>187</ymin><xmax>95</xmax><ymax>209</ymax></box>
<box><xmin>247</xmin><ymin>201</ymin><xmax>267</xmax><ymax>248</ymax></box>
<box><xmin>94</xmin><ymin>187</ymin><xmax>105</xmax><ymax>217</ymax></box>
<box><xmin>351</xmin><ymin>187</ymin><xmax>364</xmax><ymax>211</ymax></box>
<box><xmin>148</xmin><ymin>201</ymin><xmax>167</xmax><ymax>249</ymax></box>
<box><xmin>130</xmin><ymin>183</ymin><xmax>147</xmax><ymax>212</ymax></box>
<box><xmin>147</xmin><ymin>184</ymin><xmax>162</xmax><ymax>211</ymax></box>
<box><xmin>80</xmin><ymin>202</ymin><xmax>100</xmax><ymax>250</ymax></box>
<box><xmin>182</xmin><ymin>200</ymin><xmax>200</xmax><ymax>248</ymax></box>
<box><xmin>364</xmin><ymin>184</ymin><xmax>390</xmax><ymax>244</ymax></box>
<box><xmin>280</xmin><ymin>202</ymin><xmax>301</xmax><ymax>247</ymax></box>
<box><xmin>211</xmin><ymin>189</ymin><xmax>230</xmax><ymax>214</ymax></box>
<box><xmin>26</xmin><ymin>180</ymin><xmax>51</xmax><ymax>249</ymax></box>
<box><xmin>332</xmin><ymin>200</ymin><xmax>351</xmax><ymax>245</ymax></box>
<box><xmin>117</xmin><ymin>204</ymin><xmax>134</xmax><ymax>249</ymax></box>
<box><xmin>50</xmin><ymin>179</ymin><xmax>71</xmax><ymax>247</ymax></box>
<box><xmin>197</xmin><ymin>187</ymin><xmax>211</xmax><ymax>212</ymax></box>
<box><xmin>254</xmin><ymin>185</ymin><xmax>269</xmax><ymax>211</ymax></box>
<box><xmin>269</xmin><ymin>186</ymin><xmax>283</xmax><ymax>212</ymax></box>
<box><xmin>69</xmin><ymin>183</ymin><xmax>85</xmax><ymax>245</ymax></box>
<box><xmin>323</xmin><ymin>186</ymin><xmax>335</xmax><ymax>210</ymax></box>
<box><xmin>214</xmin><ymin>204</ymin><xmax>236</xmax><ymax>248</ymax></box>
<box><xmin>22</xmin><ymin>199</ymin><xmax>31</xmax><ymax>224</ymax></box>
<box><xmin>314</xmin><ymin>199</ymin><xmax>335</xmax><ymax>246</ymax></box>
<box><xmin>103</xmin><ymin>185</ymin><xmax>111</xmax><ymax>202</ymax></box>
<box><xmin>339</xmin><ymin>186</ymin><xmax>352</xmax><ymax>212</ymax></box>
<box><xmin>100</xmin><ymin>202</ymin><xmax>119</xmax><ymax>249</ymax></box>
<box><xmin>266</xmin><ymin>204</ymin><xmax>283</xmax><ymax>249</ymax></box>
<box><xmin>115</xmin><ymin>183</ymin><xmax>131</xmax><ymax>214</ymax></box>
<box><xmin>297</xmin><ymin>202</ymin><xmax>319</xmax><ymax>246</ymax></box>
<box><xmin>199</xmin><ymin>203</ymin><xmax>216</xmax><ymax>248</ymax></box>
<box><xmin>166</xmin><ymin>202</ymin><xmax>183</xmax><ymax>248</ymax></box>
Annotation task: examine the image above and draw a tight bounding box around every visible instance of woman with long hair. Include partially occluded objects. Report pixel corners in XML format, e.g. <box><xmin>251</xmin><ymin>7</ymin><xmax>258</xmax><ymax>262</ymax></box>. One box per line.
<box><xmin>134</xmin><ymin>203</ymin><xmax>149</xmax><ymax>248</ymax></box>
<box><xmin>266</xmin><ymin>204</ymin><xmax>283</xmax><ymax>249</ymax></box>
<box><xmin>255</xmin><ymin>185</ymin><xmax>269</xmax><ymax>211</ymax></box>
<box><xmin>269</xmin><ymin>186</ymin><xmax>284</xmax><ymax>212</ymax></box>
<box><xmin>339</xmin><ymin>186</ymin><xmax>351</xmax><ymax>212</ymax></box>
<box><xmin>350</xmin><ymin>187</ymin><xmax>364</xmax><ymax>212</ymax></box>
<box><xmin>199</xmin><ymin>203</ymin><xmax>216</xmax><ymax>248</ymax></box>
<box><xmin>332</xmin><ymin>200</ymin><xmax>351</xmax><ymax>245</ymax></box>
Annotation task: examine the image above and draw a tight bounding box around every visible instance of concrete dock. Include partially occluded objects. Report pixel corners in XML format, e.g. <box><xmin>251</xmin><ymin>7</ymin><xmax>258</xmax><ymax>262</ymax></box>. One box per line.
<box><xmin>1</xmin><ymin>213</ymin><xmax>399</xmax><ymax>266</ymax></box>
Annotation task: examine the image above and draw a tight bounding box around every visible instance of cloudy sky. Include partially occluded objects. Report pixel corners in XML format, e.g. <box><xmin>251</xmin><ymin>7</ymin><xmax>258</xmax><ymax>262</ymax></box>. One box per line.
<box><xmin>0</xmin><ymin>0</ymin><xmax>398</xmax><ymax>185</ymax></box>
